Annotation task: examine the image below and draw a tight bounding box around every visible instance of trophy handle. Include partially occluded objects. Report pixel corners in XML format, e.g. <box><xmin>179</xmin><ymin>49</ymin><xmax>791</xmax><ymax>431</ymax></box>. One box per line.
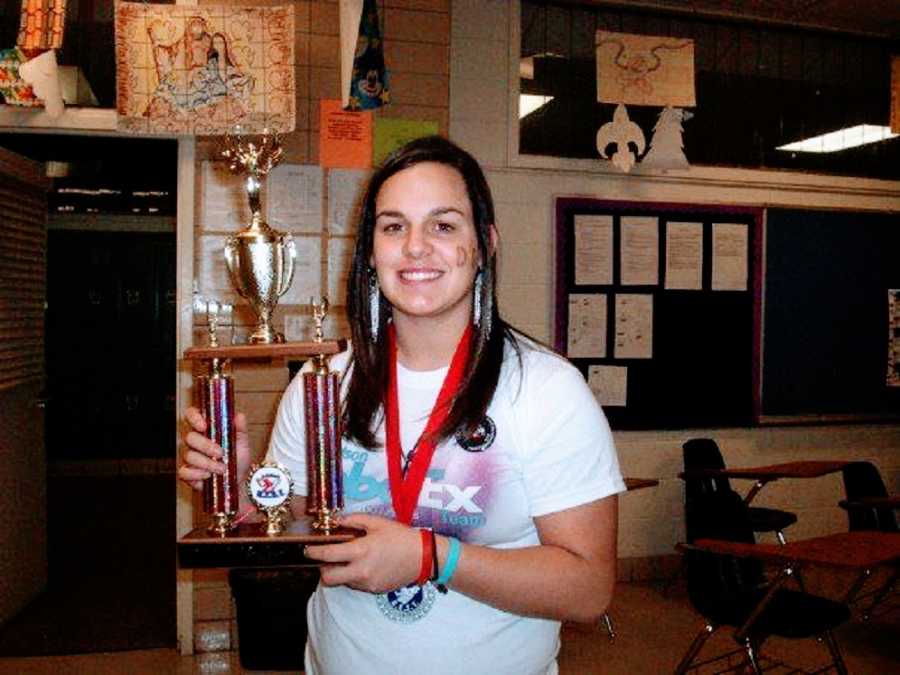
<box><xmin>223</xmin><ymin>236</ymin><xmax>248</xmax><ymax>299</ymax></box>
<box><xmin>278</xmin><ymin>234</ymin><xmax>297</xmax><ymax>298</ymax></box>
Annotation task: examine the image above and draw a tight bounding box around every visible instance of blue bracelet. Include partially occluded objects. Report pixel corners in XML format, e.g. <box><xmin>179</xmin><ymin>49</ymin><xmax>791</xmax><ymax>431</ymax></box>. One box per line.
<box><xmin>435</xmin><ymin>536</ymin><xmax>461</xmax><ymax>591</ymax></box>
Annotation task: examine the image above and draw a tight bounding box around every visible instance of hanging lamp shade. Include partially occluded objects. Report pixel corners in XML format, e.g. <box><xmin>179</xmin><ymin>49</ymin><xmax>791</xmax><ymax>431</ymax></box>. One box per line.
<box><xmin>17</xmin><ymin>0</ymin><xmax>67</xmax><ymax>53</ymax></box>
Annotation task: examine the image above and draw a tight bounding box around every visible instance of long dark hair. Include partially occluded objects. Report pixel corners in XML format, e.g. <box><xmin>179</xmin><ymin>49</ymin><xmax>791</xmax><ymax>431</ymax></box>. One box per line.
<box><xmin>343</xmin><ymin>135</ymin><xmax>516</xmax><ymax>449</ymax></box>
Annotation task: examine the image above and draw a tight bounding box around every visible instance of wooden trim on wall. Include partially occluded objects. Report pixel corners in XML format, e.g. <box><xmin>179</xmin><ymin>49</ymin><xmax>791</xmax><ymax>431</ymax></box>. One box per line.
<box><xmin>175</xmin><ymin>0</ymin><xmax>199</xmax><ymax>655</ymax></box>
<box><xmin>175</xmin><ymin>137</ymin><xmax>196</xmax><ymax>655</ymax></box>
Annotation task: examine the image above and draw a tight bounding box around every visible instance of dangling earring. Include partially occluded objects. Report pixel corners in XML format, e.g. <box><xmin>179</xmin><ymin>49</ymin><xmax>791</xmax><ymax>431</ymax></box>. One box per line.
<box><xmin>482</xmin><ymin>283</ymin><xmax>493</xmax><ymax>336</ymax></box>
<box><xmin>473</xmin><ymin>269</ymin><xmax>483</xmax><ymax>327</ymax></box>
<box><xmin>369</xmin><ymin>272</ymin><xmax>380</xmax><ymax>341</ymax></box>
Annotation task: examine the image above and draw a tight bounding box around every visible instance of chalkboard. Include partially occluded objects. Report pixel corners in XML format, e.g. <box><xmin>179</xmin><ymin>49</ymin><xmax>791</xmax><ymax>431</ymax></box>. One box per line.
<box><xmin>554</xmin><ymin>199</ymin><xmax>761</xmax><ymax>430</ymax></box>
<box><xmin>761</xmin><ymin>208</ymin><xmax>900</xmax><ymax>422</ymax></box>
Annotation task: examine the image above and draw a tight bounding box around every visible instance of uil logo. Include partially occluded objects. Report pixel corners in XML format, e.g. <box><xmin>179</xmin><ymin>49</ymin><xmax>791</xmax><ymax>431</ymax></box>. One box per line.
<box><xmin>455</xmin><ymin>416</ymin><xmax>496</xmax><ymax>453</ymax></box>
<box><xmin>375</xmin><ymin>582</ymin><xmax>436</xmax><ymax>623</ymax></box>
<box><xmin>255</xmin><ymin>472</ymin><xmax>285</xmax><ymax>499</ymax></box>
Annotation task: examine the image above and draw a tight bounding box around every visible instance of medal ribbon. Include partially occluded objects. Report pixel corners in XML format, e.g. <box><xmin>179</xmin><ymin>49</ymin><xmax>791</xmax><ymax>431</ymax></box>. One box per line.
<box><xmin>386</xmin><ymin>323</ymin><xmax>472</xmax><ymax>525</ymax></box>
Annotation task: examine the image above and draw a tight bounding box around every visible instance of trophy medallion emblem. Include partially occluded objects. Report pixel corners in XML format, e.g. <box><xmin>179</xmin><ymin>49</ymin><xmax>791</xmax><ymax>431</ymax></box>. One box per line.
<box><xmin>246</xmin><ymin>462</ymin><xmax>294</xmax><ymax>535</ymax></box>
<box><xmin>221</xmin><ymin>130</ymin><xmax>296</xmax><ymax>344</ymax></box>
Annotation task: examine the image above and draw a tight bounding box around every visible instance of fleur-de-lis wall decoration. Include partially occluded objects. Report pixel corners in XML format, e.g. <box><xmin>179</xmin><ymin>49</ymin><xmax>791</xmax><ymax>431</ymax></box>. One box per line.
<box><xmin>596</xmin><ymin>103</ymin><xmax>646</xmax><ymax>172</ymax></box>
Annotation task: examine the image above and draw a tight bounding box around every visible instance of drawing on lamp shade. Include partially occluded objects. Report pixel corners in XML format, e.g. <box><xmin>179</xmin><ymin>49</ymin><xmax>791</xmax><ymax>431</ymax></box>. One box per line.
<box><xmin>115</xmin><ymin>1</ymin><xmax>295</xmax><ymax>135</ymax></box>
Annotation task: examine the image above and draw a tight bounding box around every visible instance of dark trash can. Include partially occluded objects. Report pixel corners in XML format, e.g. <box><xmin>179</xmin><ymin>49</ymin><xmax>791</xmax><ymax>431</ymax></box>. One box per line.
<box><xmin>229</xmin><ymin>567</ymin><xmax>319</xmax><ymax>671</ymax></box>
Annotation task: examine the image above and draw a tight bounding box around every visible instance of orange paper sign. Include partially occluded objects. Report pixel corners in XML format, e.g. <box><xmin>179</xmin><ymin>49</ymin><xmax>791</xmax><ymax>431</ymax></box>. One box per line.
<box><xmin>319</xmin><ymin>99</ymin><xmax>372</xmax><ymax>168</ymax></box>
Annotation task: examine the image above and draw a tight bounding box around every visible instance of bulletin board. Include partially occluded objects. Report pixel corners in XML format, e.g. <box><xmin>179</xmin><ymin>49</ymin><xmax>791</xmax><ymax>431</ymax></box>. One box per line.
<box><xmin>554</xmin><ymin>198</ymin><xmax>761</xmax><ymax>430</ymax></box>
<box><xmin>556</xmin><ymin>199</ymin><xmax>900</xmax><ymax>430</ymax></box>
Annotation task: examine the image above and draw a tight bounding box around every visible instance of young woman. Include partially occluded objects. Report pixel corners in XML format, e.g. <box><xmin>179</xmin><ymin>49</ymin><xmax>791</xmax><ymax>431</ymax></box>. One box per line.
<box><xmin>179</xmin><ymin>136</ymin><xmax>625</xmax><ymax>674</ymax></box>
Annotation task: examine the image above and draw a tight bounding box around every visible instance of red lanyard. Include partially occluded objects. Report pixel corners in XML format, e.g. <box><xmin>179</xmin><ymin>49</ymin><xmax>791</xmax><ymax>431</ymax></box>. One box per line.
<box><xmin>385</xmin><ymin>323</ymin><xmax>472</xmax><ymax>525</ymax></box>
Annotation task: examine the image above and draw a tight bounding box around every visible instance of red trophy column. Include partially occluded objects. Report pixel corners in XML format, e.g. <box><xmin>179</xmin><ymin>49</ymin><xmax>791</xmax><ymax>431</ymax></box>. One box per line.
<box><xmin>304</xmin><ymin>353</ymin><xmax>343</xmax><ymax>531</ymax></box>
<box><xmin>303</xmin><ymin>298</ymin><xmax>344</xmax><ymax>531</ymax></box>
<box><xmin>197</xmin><ymin>357</ymin><xmax>239</xmax><ymax>534</ymax></box>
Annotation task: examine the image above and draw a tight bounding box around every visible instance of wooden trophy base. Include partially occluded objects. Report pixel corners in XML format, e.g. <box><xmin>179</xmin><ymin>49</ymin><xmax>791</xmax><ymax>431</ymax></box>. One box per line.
<box><xmin>178</xmin><ymin>516</ymin><xmax>361</xmax><ymax>569</ymax></box>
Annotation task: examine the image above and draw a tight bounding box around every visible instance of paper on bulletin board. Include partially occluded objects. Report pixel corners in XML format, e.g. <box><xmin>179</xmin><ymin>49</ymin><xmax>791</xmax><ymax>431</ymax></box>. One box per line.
<box><xmin>665</xmin><ymin>221</ymin><xmax>703</xmax><ymax>290</ymax></box>
<box><xmin>614</xmin><ymin>293</ymin><xmax>653</xmax><ymax>359</ymax></box>
<box><xmin>267</xmin><ymin>164</ymin><xmax>323</xmax><ymax>233</ymax></box>
<box><xmin>373</xmin><ymin>118</ymin><xmax>439</xmax><ymax>166</ymax></box>
<box><xmin>320</xmin><ymin>99</ymin><xmax>372</xmax><ymax>169</ymax></box>
<box><xmin>567</xmin><ymin>293</ymin><xmax>607</xmax><ymax>358</ymax></box>
<box><xmin>588</xmin><ymin>365</ymin><xmax>627</xmax><ymax>407</ymax></box>
<box><xmin>328</xmin><ymin>168</ymin><xmax>371</xmax><ymax>234</ymax></box>
<box><xmin>711</xmin><ymin>223</ymin><xmax>748</xmax><ymax>291</ymax></box>
<box><xmin>574</xmin><ymin>215</ymin><xmax>613</xmax><ymax>286</ymax></box>
<box><xmin>596</xmin><ymin>31</ymin><xmax>695</xmax><ymax>107</ymax></box>
<box><xmin>620</xmin><ymin>216</ymin><xmax>659</xmax><ymax>286</ymax></box>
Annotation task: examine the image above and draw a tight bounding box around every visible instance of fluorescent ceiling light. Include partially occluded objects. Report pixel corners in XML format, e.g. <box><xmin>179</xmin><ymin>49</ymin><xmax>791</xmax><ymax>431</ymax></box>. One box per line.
<box><xmin>519</xmin><ymin>94</ymin><xmax>553</xmax><ymax>118</ymax></box>
<box><xmin>777</xmin><ymin>125</ymin><xmax>898</xmax><ymax>153</ymax></box>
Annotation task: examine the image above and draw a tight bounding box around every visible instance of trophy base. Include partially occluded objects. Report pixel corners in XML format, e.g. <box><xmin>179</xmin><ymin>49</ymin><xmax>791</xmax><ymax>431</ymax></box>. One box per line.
<box><xmin>311</xmin><ymin>508</ymin><xmax>341</xmax><ymax>533</ymax></box>
<box><xmin>178</xmin><ymin>515</ymin><xmax>362</xmax><ymax>568</ymax></box>
<box><xmin>207</xmin><ymin>511</ymin><xmax>236</xmax><ymax>535</ymax></box>
<box><xmin>248</xmin><ymin>327</ymin><xmax>285</xmax><ymax>344</ymax></box>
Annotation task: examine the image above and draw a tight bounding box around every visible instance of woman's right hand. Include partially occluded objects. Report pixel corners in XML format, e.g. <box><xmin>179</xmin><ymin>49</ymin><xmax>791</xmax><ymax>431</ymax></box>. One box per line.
<box><xmin>178</xmin><ymin>406</ymin><xmax>252</xmax><ymax>491</ymax></box>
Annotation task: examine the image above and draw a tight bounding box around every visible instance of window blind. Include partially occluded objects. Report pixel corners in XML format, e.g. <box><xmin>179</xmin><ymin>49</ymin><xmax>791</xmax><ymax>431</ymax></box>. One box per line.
<box><xmin>0</xmin><ymin>166</ymin><xmax>47</xmax><ymax>391</ymax></box>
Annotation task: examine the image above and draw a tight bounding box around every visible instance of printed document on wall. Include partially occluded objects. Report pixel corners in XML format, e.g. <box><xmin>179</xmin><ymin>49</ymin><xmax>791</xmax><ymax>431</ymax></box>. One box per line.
<box><xmin>711</xmin><ymin>223</ymin><xmax>748</xmax><ymax>291</ymax></box>
<box><xmin>588</xmin><ymin>365</ymin><xmax>627</xmax><ymax>407</ymax></box>
<box><xmin>665</xmin><ymin>221</ymin><xmax>703</xmax><ymax>290</ymax></box>
<box><xmin>328</xmin><ymin>168</ymin><xmax>371</xmax><ymax>234</ymax></box>
<box><xmin>201</xmin><ymin>161</ymin><xmax>249</xmax><ymax>231</ymax></box>
<box><xmin>568</xmin><ymin>293</ymin><xmax>607</xmax><ymax>358</ymax></box>
<box><xmin>267</xmin><ymin>164</ymin><xmax>323</xmax><ymax>233</ymax></box>
<box><xmin>620</xmin><ymin>216</ymin><xmax>659</xmax><ymax>285</ymax></box>
<box><xmin>574</xmin><ymin>215</ymin><xmax>613</xmax><ymax>285</ymax></box>
<box><xmin>614</xmin><ymin>294</ymin><xmax>653</xmax><ymax>359</ymax></box>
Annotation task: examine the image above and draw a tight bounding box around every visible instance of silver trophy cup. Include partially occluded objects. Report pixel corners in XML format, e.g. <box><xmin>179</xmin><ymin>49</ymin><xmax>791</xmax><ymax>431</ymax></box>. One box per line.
<box><xmin>222</xmin><ymin>133</ymin><xmax>296</xmax><ymax>344</ymax></box>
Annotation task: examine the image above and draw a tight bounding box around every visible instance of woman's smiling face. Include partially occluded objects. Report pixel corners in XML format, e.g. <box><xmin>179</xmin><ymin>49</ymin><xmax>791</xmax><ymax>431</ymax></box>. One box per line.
<box><xmin>371</xmin><ymin>162</ymin><xmax>481</xmax><ymax>330</ymax></box>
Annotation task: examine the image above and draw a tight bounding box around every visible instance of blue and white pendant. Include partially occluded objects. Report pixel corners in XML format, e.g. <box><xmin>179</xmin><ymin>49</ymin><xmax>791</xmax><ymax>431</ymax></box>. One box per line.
<box><xmin>376</xmin><ymin>582</ymin><xmax>437</xmax><ymax>623</ymax></box>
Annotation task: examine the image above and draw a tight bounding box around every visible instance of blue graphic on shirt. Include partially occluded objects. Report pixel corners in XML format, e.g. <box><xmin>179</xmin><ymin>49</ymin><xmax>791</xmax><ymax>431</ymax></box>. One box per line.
<box><xmin>341</xmin><ymin>446</ymin><xmax>486</xmax><ymax>529</ymax></box>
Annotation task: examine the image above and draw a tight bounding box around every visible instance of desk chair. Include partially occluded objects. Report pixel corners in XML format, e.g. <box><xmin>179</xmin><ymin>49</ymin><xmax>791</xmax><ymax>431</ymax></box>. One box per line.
<box><xmin>840</xmin><ymin>461</ymin><xmax>898</xmax><ymax>533</ymax></box>
<box><xmin>683</xmin><ymin>438</ymin><xmax>798</xmax><ymax>544</ymax></box>
<box><xmin>675</xmin><ymin>488</ymin><xmax>851</xmax><ymax>675</ymax></box>
<box><xmin>662</xmin><ymin>439</ymin><xmax>799</xmax><ymax>596</ymax></box>
<box><xmin>840</xmin><ymin>461</ymin><xmax>898</xmax><ymax>619</ymax></box>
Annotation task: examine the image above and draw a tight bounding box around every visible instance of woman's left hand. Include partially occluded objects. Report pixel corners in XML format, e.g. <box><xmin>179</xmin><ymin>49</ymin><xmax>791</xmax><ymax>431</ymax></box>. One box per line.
<box><xmin>304</xmin><ymin>513</ymin><xmax>423</xmax><ymax>594</ymax></box>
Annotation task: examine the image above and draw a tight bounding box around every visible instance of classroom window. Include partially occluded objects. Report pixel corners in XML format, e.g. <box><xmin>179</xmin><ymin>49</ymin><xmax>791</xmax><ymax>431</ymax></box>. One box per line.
<box><xmin>518</xmin><ymin>0</ymin><xmax>900</xmax><ymax>180</ymax></box>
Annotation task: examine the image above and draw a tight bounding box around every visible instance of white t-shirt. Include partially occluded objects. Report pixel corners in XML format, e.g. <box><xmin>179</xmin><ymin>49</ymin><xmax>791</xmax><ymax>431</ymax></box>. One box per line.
<box><xmin>267</xmin><ymin>334</ymin><xmax>625</xmax><ymax>675</ymax></box>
